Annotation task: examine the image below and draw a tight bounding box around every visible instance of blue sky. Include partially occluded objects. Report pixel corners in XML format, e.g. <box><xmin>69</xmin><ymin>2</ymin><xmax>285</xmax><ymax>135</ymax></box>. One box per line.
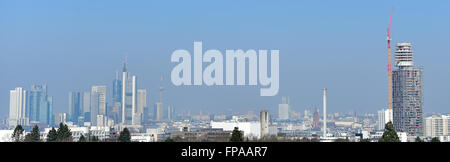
<box><xmin>1</xmin><ymin>0</ymin><xmax>450</xmax><ymax>117</ymax></box>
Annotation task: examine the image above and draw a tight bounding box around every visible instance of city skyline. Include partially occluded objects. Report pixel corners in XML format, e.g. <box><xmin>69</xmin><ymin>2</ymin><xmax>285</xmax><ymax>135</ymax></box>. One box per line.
<box><xmin>2</xmin><ymin>0</ymin><xmax>450</xmax><ymax>118</ymax></box>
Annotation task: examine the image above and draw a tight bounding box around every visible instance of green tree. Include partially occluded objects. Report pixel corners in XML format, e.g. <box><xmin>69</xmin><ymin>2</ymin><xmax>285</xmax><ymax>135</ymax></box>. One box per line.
<box><xmin>118</xmin><ymin>128</ymin><xmax>131</xmax><ymax>142</ymax></box>
<box><xmin>89</xmin><ymin>135</ymin><xmax>99</xmax><ymax>142</ymax></box>
<box><xmin>431</xmin><ymin>137</ymin><xmax>440</xmax><ymax>142</ymax></box>
<box><xmin>415</xmin><ymin>136</ymin><xmax>424</xmax><ymax>142</ymax></box>
<box><xmin>378</xmin><ymin>121</ymin><xmax>400</xmax><ymax>142</ymax></box>
<box><xmin>11</xmin><ymin>125</ymin><xmax>24</xmax><ymax>142</ymax></box>
<box><xmin>24</xmin><ymin>125</ymin><xmax>41</xmax><ymax>142</ymax></box>
<box><xmin>230</xmin><ymin>127</ymin><xmax>244</xmax><ymax>142</ymax></box>
<box><xmin>46</xmin><ymin>127</ymin><xmax>57</xmax><ymax>142</ymax></box>
<box><xmin>334</xmin><ymin>137</ymin><xmax>350</xmax><ymax>142</ymax></box>
<box><xmin>56</xmin><ymin>123</ymin><xmax>72</xmax><ymax>142</ymax></box>
<box><xmin>165</xmin><ymin>137</ymin><xmax>175</xmax><ymax>142</ymax></box>
<box><xmin>359</xmin><ymin>138</ymin><xmax>371</xmax><ymax>142</ymax></box>
<box><xmin>78</xmin><ymin>134</ymin><xmax>86</xmax><ymax>142</ymax></box>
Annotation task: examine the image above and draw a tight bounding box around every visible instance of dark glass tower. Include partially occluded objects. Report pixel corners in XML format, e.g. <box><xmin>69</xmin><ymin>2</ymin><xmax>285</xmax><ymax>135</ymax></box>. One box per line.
<box><xmin>69</xmin><ymin>92</ymin><xmax>82</xmax><ymax>123</ymax></box>
<box><xmin>28</xmin><ymin>84</ymin><xmax>53</xmax><ymax>126</ymax></box>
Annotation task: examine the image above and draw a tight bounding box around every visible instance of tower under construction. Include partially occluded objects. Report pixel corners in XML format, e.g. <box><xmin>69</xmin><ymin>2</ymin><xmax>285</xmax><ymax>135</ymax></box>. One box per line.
<box><xmin>392</xmin><ymin>42</ymin><xmax>424</xmax><ymax>136</ymax></box>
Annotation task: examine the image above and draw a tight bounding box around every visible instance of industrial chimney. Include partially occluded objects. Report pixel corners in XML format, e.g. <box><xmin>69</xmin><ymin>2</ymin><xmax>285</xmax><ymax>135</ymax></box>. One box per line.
<box><xmin>323</xmin><ymin>88</ymin><xmax>327</xmax><ymax>138</ymax></box>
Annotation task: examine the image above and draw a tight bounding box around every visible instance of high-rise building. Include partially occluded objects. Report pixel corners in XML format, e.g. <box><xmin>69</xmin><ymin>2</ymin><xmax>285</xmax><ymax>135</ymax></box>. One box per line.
<box><xmin>392</xmin><ymin>42</ymin><xmax>424</xmax><ymax>136</ymax></box>
<box><xmin>154</xmin><ymin>102</ymin><xmax>163</xmax><ymax>121</ymax></box>
<box><xmin>82</xmin><ymin>91</ymin><xmax>91</xmax><ymax>122</ymax></box>
<box><xmin>304</xmin><ymin>109</ymin><xmax>310</xmax><ymax>119</ymax></box>
<box><xmin>425</xmin><ymin>115</ymin><xmax>450</xmax><ymax>138</ymax></box>
<box><xmin>96</xmin><ymin>115</ymin><xmax>107</xmax><ymax>127</ymax></box>
<box><xmin>111</xmin><ymin>70</ymin><xmax>122</xmax><ymax>123</ymax></box>
<box><xmin>260</xmin><ymin>110</ymin><xmax>269</xmax><ymax>139</ymax></box>
<box><xmin>9</xmin><ymin>87</ymin><xmax>28</xmax><ymax>127</ymax></box>
<box><xmin>313</xmin><ymin>108</ymin><xmax>319</xmax><ymax>129</ymax></box>
<box><xmin>377</xmin><ymin>108</ymin><xmax>391</xmax><ymax>130</ymax></box>
<box><xmin>112</xmin><ymin>70</ymin><xmax>122</xmax><ymax>103</ymax></box>
<box><xmin>91</xmin><ymin>85</ymin><xmax>106</xmax><ymax>126</ymax></box>
<box><xmin>136</xmin><ymin>89</ymin><xmax>147</xmax><ymax>124</ymax></box>
<box><xmin>68</xmin><ymin>92</ymin><xmax>82</xmax><ymax>123</ymax></box>
<box><xmin>54</xmin><ymin>113</ymin><xmax>67</xmax><ymax>125</ymax></box>
<box><xmin>28</xmin><ymin>85</ymin><xmax>53</xmax><ymax>126</ymax></box>
<box><xmin>167</xmin><ymin>106</ymin><xmax>175</xmax><ymax>121</ymax></box>
<box><xmin>121</xmin><ymin>57</ymin><xmax>137</xmax><ymax>125</ymax></box>
<box><xmin>110</xmin><ymin>102</ymin><xmax>121</xmax><ymax>124</ymax></box>
<box><xmin>278</xmin><ymin>96</ymin><xmax>290</xmax><ymax>120</ymax></box>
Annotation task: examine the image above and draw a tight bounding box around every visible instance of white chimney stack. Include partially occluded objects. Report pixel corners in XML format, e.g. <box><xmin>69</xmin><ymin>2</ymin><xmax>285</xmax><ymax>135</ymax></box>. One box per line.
<box><xmin>323</xmin><ymin>88</ymin><xmax>327</xmax><ymax>138</ymax></box>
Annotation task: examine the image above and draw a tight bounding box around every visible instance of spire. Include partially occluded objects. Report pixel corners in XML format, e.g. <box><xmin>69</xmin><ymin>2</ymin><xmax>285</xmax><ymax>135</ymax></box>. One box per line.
<box><xmin>122</xmin><ymin>54</ymin><xmax>128</xmax><ymax>72</ymax></box>
<box><xmin>115</xmin><ymin>69</ymin><xmax>119</xmax><ymax>80</ymax></box>
<box><xmin>159</xmin><ymin>75</ymin><xmax>164</xmax><ymax>102</ymax></box>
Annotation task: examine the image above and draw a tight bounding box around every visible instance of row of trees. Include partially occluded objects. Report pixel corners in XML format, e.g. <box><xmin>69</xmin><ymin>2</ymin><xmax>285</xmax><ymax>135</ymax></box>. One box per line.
<box><xmin>12</xmin><ymin>123</ymin><xmax>73</xmax><ymax>142</ymax></box>
<box><xmin>11</xmin><ymin>122</ymin><xmax>440</xmax><ymax>142</ymax></box>
<box><xmin>231</xmin><ymin>123</ymin><xmax>439</xmax><ymax>142</ymax></box>
<box><xmin>11</xmin><ymin>123</ymin><xmax>132</xmax><ymax>142</ymax></box>
<box><xmin>165</xmin><ymin>127</ymin><xmax>245</xmax><ymax>142</ymax></box>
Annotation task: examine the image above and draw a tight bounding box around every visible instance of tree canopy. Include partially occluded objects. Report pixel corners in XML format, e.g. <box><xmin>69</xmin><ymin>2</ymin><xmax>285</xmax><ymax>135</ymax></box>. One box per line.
<box><xmin>230</xmin><ymin>127</ymin><xmax>244</xmax><ymax>142</ymax></box>
<box><xmin>431</xmin><ymin>137</ymin><xmax>441</xmax><ymax>142</ymax></box>
<box><xmin>56</xmin><ymin>123</ymin><xmax>72</xmax><ymax>142</ymax></box>
<box><xmin>378</xmin><ymin>121</ymin><xmax>400</xmax><ymax>142</ymax></box>
<box><xmin>12</xmin><ymin>125</ymin><xmax>24</xmax><ymax>142</ymax></box>
<box><xmin>46</xmin><ymin>127</ymin><xmax>58</xmax><ymax>142</ymax></box>
<box><xmin>24</xmin><ymin>125</ymin><xmax>41</xmax><ymax>142</ymax></box>
<box><xmin>118</xmin><ymin>128</ymin><xmax>131</xmax><ymax>142</ymax></box>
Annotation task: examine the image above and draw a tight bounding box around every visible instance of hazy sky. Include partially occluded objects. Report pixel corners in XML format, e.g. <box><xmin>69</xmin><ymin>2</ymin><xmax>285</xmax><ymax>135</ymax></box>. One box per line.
<box><xmin>1</xmin><ymin>0</ymin><xmax>450</xmax><ymax>118</ymax></box>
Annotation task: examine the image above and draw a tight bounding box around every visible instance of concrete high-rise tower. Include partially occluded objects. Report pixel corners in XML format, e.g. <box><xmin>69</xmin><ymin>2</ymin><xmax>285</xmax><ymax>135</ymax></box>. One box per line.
<box><xmin>91</xmin><ymin>85</ymin><xmax>106</xmax><ymax>126</ymax></box>
<box><xmin>154</xmin><ymin>102</ymin><xmax>163</xmax><ymax>121</ymax></box>
<box><xmin>278</xmin><ymin>97</ymin><xmax>290</xmax><ymax>120</ymax></box>
<box><xmin>135</xmin><ymin>89</ymin><xmax>147</xmax><ymax>125</ymax></box>
<box><xmin>155</xmin><ymin>76</ymin><xmax>164</xmax><ymax>121</ymax></box>
<box><xmin>260</xmin><ymin>110</ymin><xmax>269</xmax><ymax>139</ymax></box>
<box><xmin>9</xmin><ymin>87</ymin><xmax>28</xmax><ymax>127</ymax></box>
<box><xmin>392</xmin><ymin>42</ymin><xmax>424</xmax><ymax>136</ymax></box>
<box><xmin>82</xmin><ymin>91</ymin><xmax>91</xmax><ymax>122</ymax></box>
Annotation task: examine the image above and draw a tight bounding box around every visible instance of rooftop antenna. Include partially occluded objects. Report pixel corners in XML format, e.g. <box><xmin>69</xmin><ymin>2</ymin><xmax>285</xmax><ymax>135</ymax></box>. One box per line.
<box><xmin>123</xmin><ymin>54</ymin><xmax>128</xmax><ymax>72</ymax></box>
<box><xmin>160</xmin><ymin>75</ymin><xmax>164</xmax><ymax>102</ymax></box>
<box><xmin>115</xmin><ymin>69</ymin><xmax>119</xmax><ymax>80</ymax></box>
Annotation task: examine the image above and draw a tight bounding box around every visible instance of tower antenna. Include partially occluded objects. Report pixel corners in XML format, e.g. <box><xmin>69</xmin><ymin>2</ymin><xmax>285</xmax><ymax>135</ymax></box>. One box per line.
<box><xmin>160</xmin><ymin>75</ymin><xmax>164</xmax><ymax>102</ymax></box>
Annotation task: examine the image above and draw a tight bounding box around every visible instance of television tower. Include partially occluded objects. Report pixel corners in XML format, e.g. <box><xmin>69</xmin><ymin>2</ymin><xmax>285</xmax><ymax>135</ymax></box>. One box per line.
<box><xmin>386</xmin><ymin>8</ymin><xmax>393</xmax><ymax>122</ymax></box>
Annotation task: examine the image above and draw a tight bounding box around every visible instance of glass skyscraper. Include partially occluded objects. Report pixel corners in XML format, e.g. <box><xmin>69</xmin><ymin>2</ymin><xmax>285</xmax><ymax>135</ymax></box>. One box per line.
<box><xmin>28</xmin><ymin>84</ymin><xmax>53</xmax><ymax>126</ymax></box>
<box><xmin>69</xmin><ymin>92</ymin><xmax>82</xmax><ymax>123</ymax></box>
<box><xmin>121</xmin><ymin>57</ymin><xmax>137</xmax><ymax>125</ymax></box>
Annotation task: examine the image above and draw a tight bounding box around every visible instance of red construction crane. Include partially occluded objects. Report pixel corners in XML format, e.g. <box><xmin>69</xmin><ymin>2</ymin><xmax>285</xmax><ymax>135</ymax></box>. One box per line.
<box><xmin>387</xmin><ymin>8</ymin><xmax>393</xmax><ymax>122</ymax></box>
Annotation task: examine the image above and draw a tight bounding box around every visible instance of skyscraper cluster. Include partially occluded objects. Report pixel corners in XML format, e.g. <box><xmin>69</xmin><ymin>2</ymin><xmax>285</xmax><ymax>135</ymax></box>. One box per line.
<box><xmin>8</xmin><ymin>85</ymin><xmax>53</xmax><ymax>128</ymax></box>
<box><xmin>7</xmin><ymin>57</ymin><xmax>154</xmax><ymax>129</ymax></box>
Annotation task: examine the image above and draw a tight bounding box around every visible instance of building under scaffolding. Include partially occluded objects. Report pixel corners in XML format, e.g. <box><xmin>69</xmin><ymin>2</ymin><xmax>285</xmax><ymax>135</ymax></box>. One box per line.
<box><xmin>392</xmin><ymin>42</ymin><xmax>424</xmax><ymax>136</ymax></box>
